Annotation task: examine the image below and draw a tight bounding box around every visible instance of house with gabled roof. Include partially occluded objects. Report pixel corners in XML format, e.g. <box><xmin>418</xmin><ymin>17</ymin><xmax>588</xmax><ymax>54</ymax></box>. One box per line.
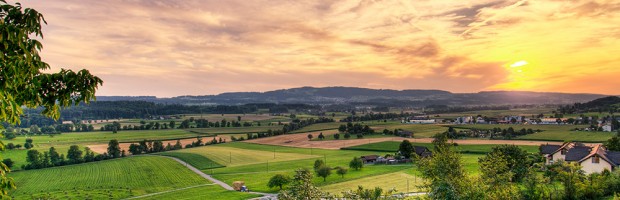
<box><xmin>540</xmin><ymin>142</ymin><xmax>620</xmax><ymax>174</ymax></box>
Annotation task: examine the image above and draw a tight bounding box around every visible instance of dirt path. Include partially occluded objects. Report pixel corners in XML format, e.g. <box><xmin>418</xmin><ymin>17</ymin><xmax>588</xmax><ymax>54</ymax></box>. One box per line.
<box><xmin>245</xmin><ymin>132</ymin><xmax>598</xmax><ymax>150</ymax></box>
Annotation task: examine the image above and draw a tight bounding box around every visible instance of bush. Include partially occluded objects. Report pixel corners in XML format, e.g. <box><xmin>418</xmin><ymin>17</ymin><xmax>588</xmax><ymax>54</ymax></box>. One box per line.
<box><xmin>2</xmin><ymin>158</ymin><xmax>14</xmax><ymax>168</ymax></box>
<box><xmin>6</xmin><ymin>143</ymin><xmax>15</xmax><ymax>150</ymax></box>
<box><xmin>333</xmin><ymin>133</ymin><xmax>340</xmax><ymax>140</ymax></box>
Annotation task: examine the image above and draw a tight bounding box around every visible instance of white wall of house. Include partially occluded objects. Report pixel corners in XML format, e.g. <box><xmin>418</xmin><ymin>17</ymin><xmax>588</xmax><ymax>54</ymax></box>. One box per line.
<box><xmin>580</xmin><ymin>157</ymin><xmax>612</xmax><ymax>174</ymax></box>
<box><xmin>550</xmin><ymin>151</ymin><xmax>566</xmax><ymax>163</ymax></box>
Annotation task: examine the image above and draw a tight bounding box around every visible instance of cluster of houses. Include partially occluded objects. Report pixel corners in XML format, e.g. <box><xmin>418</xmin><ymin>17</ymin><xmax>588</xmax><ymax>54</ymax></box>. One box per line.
<box><xmin>360</xmin><ymin>146</ymin><xmax>431</xmax><ymax>165</ymax></box>
<box><xmin>541</xmin><ymin>142</ymin><xmax>620</xmax><ymax>174</ymax></box>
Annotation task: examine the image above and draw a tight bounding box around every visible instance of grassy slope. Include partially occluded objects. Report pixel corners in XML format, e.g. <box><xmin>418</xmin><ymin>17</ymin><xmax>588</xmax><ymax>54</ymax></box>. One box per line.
<box><xmin>8</xmin><ymin>156</ymin><xmax>210</xmax><ymax>199</ymax></box>
<box><xmin>157</xmin><ymin>151</ymin><xmax>224</xmax><ymax>169</ymax></box>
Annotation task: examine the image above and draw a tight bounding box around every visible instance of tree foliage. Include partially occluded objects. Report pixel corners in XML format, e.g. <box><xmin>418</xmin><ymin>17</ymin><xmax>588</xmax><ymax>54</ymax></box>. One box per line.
<box><xmin>398</xmin><ymin>140</ymin><xmax>414</xmax><ymax>158</ymax></box>
<box><xmin>267</xmin><ymin>174</ymin><xmax>291</xmax><ymax>190</ymax></box>
<box><xmin>278</xmin><ymin>168</ymin><xmax>325</xmax><ymax>200</ymax></box>
<box><xmin>349</xmin><ymin>157</ymin><xmax>363</xmax><ymax>171</ymax></box>
<box><xmin>0</xmin><ymin>1</ymin><xmax>102</xmax><ymax>196</ymax></box>
<box><xmin>316</xmin><ymin>165</ymin><xmax>332</xmax><ymax>181</ymax></box>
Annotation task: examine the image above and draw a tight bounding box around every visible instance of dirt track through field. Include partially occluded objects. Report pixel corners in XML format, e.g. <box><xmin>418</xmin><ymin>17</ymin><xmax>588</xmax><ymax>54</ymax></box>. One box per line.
<box><xmin>244</xmin><ymin>132</ymin><xmax>599</xmax><ymax>150</ymax></box>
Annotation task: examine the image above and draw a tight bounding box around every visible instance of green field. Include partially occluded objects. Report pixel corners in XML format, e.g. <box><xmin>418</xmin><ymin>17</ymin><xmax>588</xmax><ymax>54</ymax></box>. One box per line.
<box><xmin>8</xmin><ymin>156</ymin><xmax>211</xmax><ymax>199</ymax></box>
<box><xmin>450</xmin><ymin>124</ymin><xmax>611</xmax><ymax>142</ymax></box>
<box><xmin>157</xmin><ymin>152</ymin><xmax>224</xmax><ymax>169</ymax></box>
<box><xmin>342</xmin><ymin>141</ymin><xmax>540</xmax><ymax>154</ymax></box>
<box><xmin>320</xmin><ymin>170</ymin><xmax>423</xmax><ymax>194</ymax></box>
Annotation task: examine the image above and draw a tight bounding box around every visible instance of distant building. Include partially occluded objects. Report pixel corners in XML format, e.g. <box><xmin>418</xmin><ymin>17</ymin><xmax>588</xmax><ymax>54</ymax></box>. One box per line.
<box><xmin>408</xmin><ymin>120</ymin><xmax>436</xmax><ymax>124</ymax></box>
<box><xmin>361</xmin><ymin>155</ymin><xmax>379</xmax><ymax>164</ymax></box>
<box><xmin>602</xmin><ymin>124</ymin><xmax>613</xmax><ymax>132</ymax></box>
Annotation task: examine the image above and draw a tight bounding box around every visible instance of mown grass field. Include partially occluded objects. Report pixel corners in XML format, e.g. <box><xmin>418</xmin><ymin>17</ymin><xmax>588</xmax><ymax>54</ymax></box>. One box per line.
<box><xmin>189</xmin><ymin>126</ymin><xmax>282</xmax><ymax>134</ymax></box>
<box><xmin>157</xmin><ymin>152</ymin><xmax>224</xmax><ymax>169</ymax></box>
<box><xmin>8</xmin><ymin>156</ymin><xmax>210</xmax><ymax>199</ymax></box>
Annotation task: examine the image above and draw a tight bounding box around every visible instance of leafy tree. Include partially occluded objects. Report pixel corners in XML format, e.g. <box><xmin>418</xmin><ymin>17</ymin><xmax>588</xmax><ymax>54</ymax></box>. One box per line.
<box><xmin>3</xmin><ymin>131</ymin><xmax>15</xmax><ymax>140</ymax></box>
<box><xmin>484</xmin><ymin>145</ymin><xmax>529</xmax><ymax>182</ymax></box>
<box><xmin>333</xmin><ymin>133</ymin><xmax>340</xmax><ymax>140</ymax></box>
<box><xmin>66</xmin><ymin>145</ymin><xmax>83</xmax><ymax>164</ymax></box>
<box><xmin>316</xmin><ymin>165</ymin><xmax>332</xmax><ymax>181</ymax></box>
<box><xmin>335</xmin><ymin>166</ymin><xmax>348</xmax><ymax>178</ymax></box>
<box><xmin>349</xmin><ymin>157</ymin><xmax>363</xmax><ymax>170</ymax></box>
<box><xmin>552</xmin><ymin>160</ymin><xmax>585</xmax><ymax>200</ymax></box>
<box><xmin>0</xmin><ymin>159</ymin><xmax>12</xmax><ymax>169</ymax></box>
<box><xmin>416</xmin><ymin>134</ymin><xmax>481</xmax><ymax>199</ymax></box>
<box><xmin>23</xmin><ymin>139</ymin><xmax>33</xmax><ymax>149</ymax></box>
<box><xmin>478</xmin><ymin>151</ymin><xmax>519</xmax><ymax>199</ymax></box>
<box><xmin>268</xmin><ymin>174</ymin><xmax>291</xmax><ymax>190</ymax></box>
<box><xmin>152</xmin><ymin>140</ymin><xmax>164</xmax><ymax>152</ymax></box>
<box><xmin>338</xmin><ymin>124</ymin><xmax>347</xmax><ymax>133</ymax></box>
<box><xmin>173</xmin><ymin>140</ymin><xmax>182</xmax><ymax>150</ymax></box>
<box><xmin>307</xmin><ymin>134</ymin><xmax>313</xmax><ymax>140</ymax></box>
<box><xmin>48</xmin><ymin>147</ymin><xmax>61</xmax><ymax>166</ymax></box>
<box><xmin>318</xmin><ymin>132</ymin><xmax>325</xmax><ymax>140</ymax></box>
<box><xmin>25</xmin><ymin>150</ymin><xmax>42</xmax><ymax>169</ymax></box>
<box><xmin>344</xmin><ymin>133</ymin><xmax>351</xmax><ymax>139</ymax></box>
<box><xmin>83</xmin><ymin>147</ymin><xmax>95</xmax><ymax>162</ymax></box>
<box><xmin>278</xmin><ymin>168</ymin><xmax>324</xmax><ymax>200</ymax></box>
<box><xmin>605</xmin><ymin>136</ymin><xmax>620</xmax><ymax>151</ymax></box>
<box><xmin>398</xmin><ymin>140</ymin><xmax>414</xmax><ymax>158</ymax></box>
<box><xmin>128</xmin><ymin>143</ymin><xmax>142</xmax><ymax>155</ymax></box>
<box><xmin>313</xmin><ymin>159</ymin><xmax>325</xmax><ymax>171</ymax></box>
<box><xmin>0</xmin><ymin>0</ymin><xmax>102</xmax><ymax>194</ymax></box>
<box><xmin>107</xmin><ymin>139</ymin><xmax>121</xmax><ymax>158</ymax></box>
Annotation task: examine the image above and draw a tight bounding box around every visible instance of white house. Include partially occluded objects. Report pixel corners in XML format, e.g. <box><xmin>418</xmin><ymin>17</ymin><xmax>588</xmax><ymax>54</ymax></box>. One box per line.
<box><xmin>541</xmin><ymin>142</ymin><xmax>620</xmax><ymax>174</ymax></box>
<box><xmin>602</xmin><ymin>124</ymin><xmax>613</xmax><ymax>132</ymax></box>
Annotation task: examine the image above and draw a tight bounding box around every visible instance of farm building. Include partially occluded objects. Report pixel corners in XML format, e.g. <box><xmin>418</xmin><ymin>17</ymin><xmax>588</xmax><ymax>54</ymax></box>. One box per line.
<box><xmin>540</xmin><ymin>142</ymin><xmax>620</xmax><ymax>174</ymax></box>
<box><xmin>396</xmin><ymin>130</ymin><xmax>414</xmax><ymax>138</ymax></box>
<box><xmin>360</xmin><ymin>155</ymin><xmax>379</xmax><ymax>163</ymax></box>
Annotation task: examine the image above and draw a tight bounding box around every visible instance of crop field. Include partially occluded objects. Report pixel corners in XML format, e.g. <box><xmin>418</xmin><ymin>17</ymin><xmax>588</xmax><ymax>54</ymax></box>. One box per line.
<box><xmin>8</xmin><ymin>156</ymin><xmax>210</xmax><ymax>199</ymax></box>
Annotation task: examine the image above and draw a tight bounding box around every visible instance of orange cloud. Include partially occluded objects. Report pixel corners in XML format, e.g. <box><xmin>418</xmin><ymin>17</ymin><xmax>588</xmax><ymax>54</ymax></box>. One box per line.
<box><xmin>16</xmin><ymin>0</ymin><xmax>620</xmax><ymax>96</ymax></box>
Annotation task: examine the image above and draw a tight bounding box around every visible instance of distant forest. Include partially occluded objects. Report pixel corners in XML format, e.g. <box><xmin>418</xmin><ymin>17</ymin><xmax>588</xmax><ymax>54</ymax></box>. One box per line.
<box><xmin>6</xmin><ymin>101</ymin><xmax>320</xmax><ymax>128</ymax></box>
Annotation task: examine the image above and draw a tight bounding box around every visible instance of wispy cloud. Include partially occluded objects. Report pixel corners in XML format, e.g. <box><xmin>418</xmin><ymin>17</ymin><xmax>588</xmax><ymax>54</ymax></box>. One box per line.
<box><xmin>16</xmin><ymin>0</ymin><xmax>620</xmax><ymax>96</ymax></box>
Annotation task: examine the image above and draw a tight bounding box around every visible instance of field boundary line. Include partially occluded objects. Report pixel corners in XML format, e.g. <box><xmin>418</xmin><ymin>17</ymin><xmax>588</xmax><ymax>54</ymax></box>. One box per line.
<box><xmin>123</xmin><ymin>183</ymin><xmax>215</xmax><ymax>199</ymax></box>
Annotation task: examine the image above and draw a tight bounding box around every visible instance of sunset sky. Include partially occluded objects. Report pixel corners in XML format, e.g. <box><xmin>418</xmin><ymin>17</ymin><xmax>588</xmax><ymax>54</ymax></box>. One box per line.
<box><xmin>20</xmin><ymin>0</ymin><xmax>620</xmax><ymax>97</ymax></box>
